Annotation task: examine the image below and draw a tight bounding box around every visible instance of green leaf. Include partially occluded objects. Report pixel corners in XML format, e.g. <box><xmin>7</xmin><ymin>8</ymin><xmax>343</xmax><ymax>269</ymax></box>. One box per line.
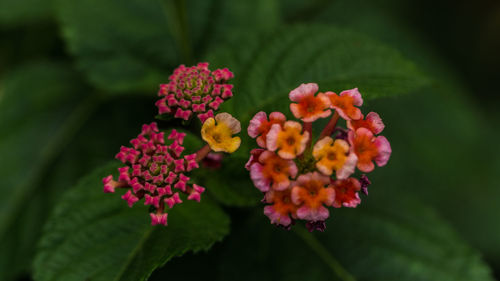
<box><xmin>367</xmin><ymin>87</ymin><xmax>500</xmax><ymax>267</ymax></box>
<box><xmin>155</xmin><ymin>197</ymin><xmax>494</xmax><ymax>281</ymax></box>
<box><xmin>0</xmin><ymin>0</ymin><xmax>53</xmax><ymax>25</ymax></box>
<box><xmin>55</xmin><ymin>0</ymin><xmax>178</xmax><ymax>93</ymax></box>
<box><xmin>199</xmin><ymin>0</ymin><xmax>280</xmax><ymax>53</ymax></box>
<box><xmin>306</xmin><ymin>0</ymin><xmax>456</xmax><ymax>80</ymax></box>
<box><xmin>33</xmin><ymin>162</ymin><xmax>230</xmax><ymax>281</ymax></box>
<box><xmin>0</xmin><ymin>62</ymin><xmax>91</xmax><ymax>230</ymax></box>
<box><xmin>0</xmin><ymin>64</ymin><xmax>152</xmax><ymax>281</ymax></box>
<box><xmin>206</xmin><ymin>24</ymin><xmax>428</xmax><ymax>123</ymax></box>
<box><xmin>315</xmin><ymin>199</ymin><xmax>494</xmax><ymax>281</ymax></box>
<box><xmin>54</xmin><ymin>0</ymin><xmax>281</xmax><ymax>93</ymax></box>
<box><xmin>0</xmin><ymin>62</ymin><xmax>93</xmax><ymax>280</ymax></box>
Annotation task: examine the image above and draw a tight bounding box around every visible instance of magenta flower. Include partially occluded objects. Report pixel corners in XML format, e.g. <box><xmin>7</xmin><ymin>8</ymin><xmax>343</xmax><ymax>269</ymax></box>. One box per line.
<box><xmin>155</xmin><ymin>62</ymin><xmax>234</xmax><ymax>123</ymax></box>
<box><xmin>103</xmin><ymin>122</ymin><xmax>205</xmax><ymax>226</ymax></box>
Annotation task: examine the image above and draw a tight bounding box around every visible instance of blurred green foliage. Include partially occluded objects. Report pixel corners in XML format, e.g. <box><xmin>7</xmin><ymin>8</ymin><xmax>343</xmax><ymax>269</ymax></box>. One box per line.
<box><xmin>0</xmin><ymin>0</ymin><xmax>499</xmax><ymax>280</ymax></box>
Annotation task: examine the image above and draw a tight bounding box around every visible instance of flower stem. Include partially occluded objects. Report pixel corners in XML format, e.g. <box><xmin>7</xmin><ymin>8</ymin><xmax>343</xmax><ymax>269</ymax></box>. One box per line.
<box><xmin>304</xmin><ymin>121</ymin><xmax>313</xmax><ymax>148</ymax></box>
<box><xmin>319</xmin><ymin>111</ymin><xmax>339</xmax><ymax>140</ymax></box>
<box><xmin>294</xmin><ymin>226</ymin><xmax>357</xmax><ymax>281</ymax></box>
<box><xmin>195</xmin><ymin>144</ymin><xmax>211</xmax><ymax>162</ymax></box>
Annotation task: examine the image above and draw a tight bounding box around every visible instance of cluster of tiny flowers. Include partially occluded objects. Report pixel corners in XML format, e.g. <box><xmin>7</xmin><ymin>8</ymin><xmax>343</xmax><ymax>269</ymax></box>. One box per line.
<box><xmin>103</xmin><ymin>123</ymin><xmax>204</xmax><ymax>226</ymax></box>
<box><xmin>155</xmin><ymin>62</ymin><xmax>234</xmax><ymax>123</ymax></box>
<box><xmin>246</xmin><ymin>83</ymin><xmax>392</xmax><ymax>231</ymax></box>
<box><xmin>103</xmin><ymin>62</ymin><xmax>242</xmax><ymax>227</ymax></box>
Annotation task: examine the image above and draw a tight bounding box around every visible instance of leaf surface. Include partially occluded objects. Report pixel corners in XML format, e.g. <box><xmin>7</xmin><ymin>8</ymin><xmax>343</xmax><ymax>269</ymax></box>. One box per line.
<box><xmin>33</xmin><ymin>163</ymin><xmax>230</xmax><ymax>281</ymax></box>
<box><xmin>206</xmin><ymin>24</ymin><xmax>428</xmax><ymax>123</ymax></box>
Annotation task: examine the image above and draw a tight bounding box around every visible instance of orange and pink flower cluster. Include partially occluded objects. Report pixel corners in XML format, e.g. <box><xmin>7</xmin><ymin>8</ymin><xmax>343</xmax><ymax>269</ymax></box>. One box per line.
<box><xmin>246</xmin><ymin>83</ymin><xmax>391</xmax><ymax>231</ymax></box>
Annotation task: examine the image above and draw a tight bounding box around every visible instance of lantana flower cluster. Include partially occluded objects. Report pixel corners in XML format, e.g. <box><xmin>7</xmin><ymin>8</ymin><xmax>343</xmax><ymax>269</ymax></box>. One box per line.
<box><xmin>103</xmin><ymin>123</ymin><xmax>204</xmax><ymax>225</ymax></box>
<box><xmin>155</xmin><ymin>62</ymin><xmax>234</xmax><ymax>123</ymax></box>
<box><xmin>246</xmin><ymin>83</ymin><xmax>392</xmax><ymax>231</ymax></box>
<box><xmin>104</xmin><ymin>63</ymin><xmax>241</xmax><ymax>226</ymax></box>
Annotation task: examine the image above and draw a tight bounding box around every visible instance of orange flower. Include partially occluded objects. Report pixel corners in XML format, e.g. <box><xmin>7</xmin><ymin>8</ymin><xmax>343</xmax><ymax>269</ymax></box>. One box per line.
<box><xmin>331</xmin><ymin>178</ymin><xmax>361</xmax><ymax>208</ymax></box>
<box><xmin>266</xmin><ymin>121</ymin><xmax>309</xmax><ymax>159</ymax></box>
<box><xmin>348</xmin><ymin>127</ymin><xmax>391</xmax><ymax>172</ymax></box>
<box><xmin>247</xmin><ymin>111</ymin><xmax>286</xmax><ymax>148</ymax></box>
<box><xmin>264</xmin><ymin>189</ymin><xmax>298</xmax><ymax>227</ymax></box>
<box><xmin>312</xmin><ymin>137</ymin><xmax>357</xmax><ymax>179</ymax></box>
<box><xmin>249</xmin><ymin>151</ymin><xmax>298</xmax><ymax>192</ymax></box>
<box><xmin>291</xmin><ymin>172</ymin><xmax>335</xmax><ymax>221</ymax></box>
<box><xmin>347</xmin><ymin>112</ymin><xmax>385</xmax><ymax>135</ymax></box>
<box><xmin>289</xmin><ymin>83</ymin><xmax>331</xmax><ymax>122</ymax></box>
<box><xmin>326</xmin><ymin>88</ymin><xmax>363</xmax><ymax>120</ymax></box>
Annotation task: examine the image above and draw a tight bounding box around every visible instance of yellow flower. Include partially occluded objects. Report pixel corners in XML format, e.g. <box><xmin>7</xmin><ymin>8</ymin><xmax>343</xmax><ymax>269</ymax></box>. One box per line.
<box><xmin>201</xmin><ymin>113</ymin><xmax>241</xmax><ymax>153</ymax></box>
<box><xmin>312</xmin><ymin>136</ymin><xmax>357</xmax><ymax>179</ymax></box>
<box><xmin>266</xmin><ymin>121</ymin><xmax>309</xmax><ymax>159</ymax></box>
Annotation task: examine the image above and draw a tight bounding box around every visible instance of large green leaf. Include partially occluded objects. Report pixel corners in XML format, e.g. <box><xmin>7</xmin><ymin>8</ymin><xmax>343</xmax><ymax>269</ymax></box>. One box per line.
<box><xmin>55</xmin><ymin>0</ymin><xmax>178</xmax><ymax>93</ymax></box>
<box><xmin>33</xmin><ymin>163</ymin><xmax>230</xmax><ymax>281</ymax></box>
<box><xmin>206</xmin><ymin>24</ymin><xmax>428</xmax><ymax>123</ymax></box>
<box><xmin>0</xmin><ymin>63</ymin><xmax>154</xmax><ymax>281</ymax></box>
<box><xmin>366</xmin><ymin>88</ymin><xmax>500</xmax><ymax>268</ymax></box>
<box><xmin>0</xmin><ymin>0</ymin><xmax>53</xmax><ymax>25</ymax></box>
<box><xmin>54</xmin><ymin>0</ymin><xmax>281</xmax><ymax>93</ymax></box>
<box><xmin>0</xmin><ymin>62</ymin><xmax>89</xmax><ymax>228</ymax></box>
<box><xmin>0</xmin><ymin>62</ymin><xmax>93</xmax><ymax>280</ymax></box>
<box><xmin>153</xmin><ymin>197</ymin><xmax>494</xmax><ymax>281</ymax></box>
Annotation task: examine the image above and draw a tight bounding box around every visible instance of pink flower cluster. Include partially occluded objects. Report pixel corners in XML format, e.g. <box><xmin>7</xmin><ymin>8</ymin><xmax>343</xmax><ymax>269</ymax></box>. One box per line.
<box><xmin>103</xmin><ymin>122</ymin><xmax>205</xmax><ymax>226</ymax></box>
<box><xmin>246</xmin><ymin>83</ymin><xmax>392</xmax><ymax>231</ymax></box>
<box><xmin>155</xmin><ymin>62</ymin><xmax>234</xmax><ymax>123</ymax></box>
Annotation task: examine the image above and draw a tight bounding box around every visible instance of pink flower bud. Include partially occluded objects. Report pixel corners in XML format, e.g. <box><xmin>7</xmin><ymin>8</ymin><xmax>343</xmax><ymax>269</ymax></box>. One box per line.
<box><xmin>170</xmin><ymin>141</ymin><xmax>184</xmax><ymax>157</ymax></box>
<box><xmin>165</xmin><ymin>192</ymin><xmax>183</xmax><ymax>208</ymax></box>
<box><xmin>144</xmin><ymin>194</ymin><xmax>160</xmax><ymax>208</ymax></box>
<box><xmin>122</xmin><ymin>190</ymin><xmax>138</xmax><ymax>207</ymax></box>
<box><xmin>184</xmin><ymin>153</ymin><xmax>199</xmax><ymax>171</ymax></box>
<box><xmin>150</xmin><ymin>212</ymin><xmax>168</xmax><ymax>226</ymax></box>
<box><xmin>118</xmin><ymin>167</ymin><xmax>130</xmax><ymax>182</ymax></box>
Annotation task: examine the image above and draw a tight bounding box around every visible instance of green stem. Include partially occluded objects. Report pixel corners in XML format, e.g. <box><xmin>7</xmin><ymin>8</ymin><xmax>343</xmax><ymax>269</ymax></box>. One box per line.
<box><xmin>294</xmin><ymin>226</ymin><xmax>357</xmax><ymax>281</ymax></box>
<box><xmin>161</xmin><ymin>0</ymin><xmax>193</xmax><ymax>64</ymax></box>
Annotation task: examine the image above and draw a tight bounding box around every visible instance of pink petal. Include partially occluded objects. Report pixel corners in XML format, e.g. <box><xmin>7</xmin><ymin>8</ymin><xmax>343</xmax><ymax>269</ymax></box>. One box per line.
<box><xmin>245</xmin><ymin>148</ymin><xmax>265</xmax><ymax>170</ymax></box>
<box><xmin>250</xmin><ymin>163</ymin><xmax>270</xmax><ymax>192</ymax></box>
<box><xmin>248</xmin><ymin>111</ymin><xmax>268</xmax><ymax>138</ymax></box>
<box><xmin>265</xmin><ymin>124</ymin><xmax>281</xmax><ymax>151</ymax></box>
<box><xmin>366</xmin><ymin>112</ymin><xmax>385</xmax><ymax>134</ymax></box>
<box><xmin>289</xmin><ymin>83</ymin><xmax>318</xmax><ymax>102</ymax></box>
<box><xmin>339</xmin><ymin>88</ymin><xmax>363</xmax><ymax>106</ymax></box>
<box><xmin>374</xmin><ymin>135</ymin><xmax>392</xmax><ymax>167</ymax></box>
<box><xmin>263</xmin><ymin>206</ymin><xmax>291</xmax><ymax>226</ymax></box>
